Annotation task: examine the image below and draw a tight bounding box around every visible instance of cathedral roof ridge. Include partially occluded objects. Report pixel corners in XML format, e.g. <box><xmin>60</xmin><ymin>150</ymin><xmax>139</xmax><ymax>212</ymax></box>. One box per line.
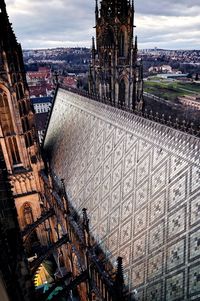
<box><xmin>57</xmin><ymin>87</ymin><xmax>200</xmax><ymax>165</ymax></box>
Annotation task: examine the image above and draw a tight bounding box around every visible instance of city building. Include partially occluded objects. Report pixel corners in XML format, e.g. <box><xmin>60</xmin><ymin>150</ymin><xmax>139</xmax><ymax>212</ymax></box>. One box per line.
<box><xmin>27</xmin><ymin>67</ymin><xmax>54</xmax><ymax>98</ymax></box>
<box><xmin>26</xmin><ymin>67</ymin><xmax>52</xmax><ymax>85</ymax></box>
<box><xmin>31</xmin><ymin>96</ymin><xmax>52</xmax><ymax>143</ymax></box>
<box><xmin>32</xmin><ymin>96</ymin><xmax>52</xmax><ymax>114</ymax></box>
<box><xmin>35</xmin><ymin>112</ymin><xmax>49</xmax><ymax>143</ymax></box>
<box><xmin>148</xmin><ymin>65</ymin><xmax>173</xmax><ymax>74</ymax></box>
<box><xmin>61</xmin><ymin>76</ymin><xmax>77</xmax><ymax>88</ymax></box>
<box><xmin>29</xmin><ymin>84</ymin><xmax>54</xmax><ymax>98</ymax></box>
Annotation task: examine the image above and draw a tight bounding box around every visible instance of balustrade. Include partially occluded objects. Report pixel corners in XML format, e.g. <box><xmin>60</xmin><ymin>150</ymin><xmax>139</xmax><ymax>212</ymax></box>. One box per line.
<box><xmin>57</xmin><ymin>83</ymin><xmax>200</xmax><ymax>137</ymax></box>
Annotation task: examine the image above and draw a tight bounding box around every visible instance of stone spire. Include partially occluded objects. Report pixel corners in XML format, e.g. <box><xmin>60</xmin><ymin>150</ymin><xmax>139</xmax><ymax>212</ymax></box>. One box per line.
<box><xmin>91</xmin><ymin>36</ymin><xmax>96</xmax><ymax>61</ymax></box>
<box><xmin>114</xmin><ymin>257</ymin><xmax>125</xmax><ymax>301</ymax></box>
<box><xmin>89</xmin><ymin>0</ymin><xmax>143</xmax><ymax>110</ymax></box>
<box><xmin>95</xmin><ymin>0</ymin><xmax>99</xmax><ymax>22</ymax></box>
<box><xmin>0</xmin><ymin>0</ymin><xmax>17</xmax><ymax>44</ymax></box>
<box><xmin>0</xmin><ymin>0</ymin><xmax>6</xmax><ymax>13</ymax></box>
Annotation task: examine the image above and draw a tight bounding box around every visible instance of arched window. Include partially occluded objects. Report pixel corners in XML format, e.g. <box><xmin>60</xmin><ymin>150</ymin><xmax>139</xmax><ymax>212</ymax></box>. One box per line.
<box><xmin>16</xmin><ymin>83</ymin><xmax>24</xmax><ymax>100</ymax></box>
<box><xmin>22</xmin><ymin>101</ymin><xmax>27</xmax><ymax>115</ymax></box>
<box><xmin>104</xmin><ymin>51</ymin><xmax>108</xmax><ymax>62</ymax></box>
<box><xmin>0</xmin><ymin>91</ymin><xmax>14</xmax><ymax>135</ymax></box>
<box><xmin>24</xmin><ymin>132</ymin><xmax>33</xmax><ymax>148</ymax></box>
<box><xmin>108</xmin><ymin>52</ymin><xmax>112</xmax><ymax>67</ymax></box>
<box><xmin>0</xmin><ymin>93</ymin><xmax>3</xmax><ymax>107</ymax></box>
<box><xmin>16</xmin><ymin>86</ymin><xmax>20</xmax><ymax>100</ymax></box>
<box><xmin>21</xmin><ymin>117</ymin><xmax>30</xmax><ymax>132</ymax></box>
<box><xmin>28</xmin><ymin>132</ymin><xmax>33</xmax><ymax>147</ymax></box>
<box><xmin>119</xmin><ymin>31</ymin><xmax>125</xmax><ymax>57</ymax></box>
<box><xmin>23</xmin><ymin>203</ymin><xmax>34</xmax><ymax>225</ymax></box>
<box><xmin>12</xmin><ymin>74</ymin><xmax>17</xmax><ymax>84</ymax></box>
<box><xmin>18</xmin><ymin>102</ymin><xmax>23</xmax><ymax>116</ymax></box>
<box><xmin>25</xmin><ymin>134</ymin><xmax>29</xmax><ymax>148</ymax></box>
<box><xmin>119</xmin><ymin>79</ymin><xmax>126</xmax><ymax>106</ymax></box>
<box><xmin>104</xmin><ymin>27</ymin><xmax>114</xmax><ymax>46</ymax></box>
<box><xmin>0</xmin><ymin>53</ymin><xmax>3</xmax><ymax>70</ymax></box>
<box><xmin>22</xmin><ymin>118</ymin><xmax>26</xmax><ymax>132</ymax></box>
<box><xmin>10</xmin><ymin>63</ymin><xmax>15</xmax><ymax>72</ymax></box>
<box><xmin>17</xmin><ymin>74</ymin><xmax>21</xmax><ymax>82</ymax></box>
<box><xmin>25</xmin><ymin>117</ymin><xmax>29</xmax><ymax>131</ymax></box>
<box><xmin>8</xmin><ymin>137</ymin><xmax>21</xmax><ymax>165</ymax></box>
<box><xmin>18</xmin><ymin>83</ymin><xmax>24</xmax><ymax>99</ymax></box>
<box><xmin>14</xmin><ymin>53</ymin><xmax>19</xmax><ymax>72</ymax></box>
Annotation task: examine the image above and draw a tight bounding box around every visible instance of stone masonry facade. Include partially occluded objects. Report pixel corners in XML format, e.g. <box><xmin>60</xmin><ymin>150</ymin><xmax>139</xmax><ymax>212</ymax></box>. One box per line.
<box><xmin>44</xmin><ymin>88</ymin><xmax>200</xmax><ymax>301</ymax></box>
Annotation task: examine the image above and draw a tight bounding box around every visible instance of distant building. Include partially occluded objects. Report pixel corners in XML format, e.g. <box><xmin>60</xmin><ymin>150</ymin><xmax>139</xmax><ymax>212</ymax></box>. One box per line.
<box><xmin>148</xmin><ymin>65</ymin><xmax>172</xmax><ymax>74</ymax></box>
<box><xmin>35</xmin><ymin>112</ymin><xmax>49</xmax><ymax>143</ymax></box>
<box><xmin>67</xmin><ymin>72</ymin><xmax>76</xmax><ymax>77</ymax></box>
<box><xmin>27</xmin><ymin>67</ymin><xmax>54</xmax><ymax>98</ymax></box>
<box><xmin>148</xmin><ymin>66</ymin><xmax>160</xmax><ymax>73</ymax></box>
<box><xmin>31</xmin><ymin>97</ymin><xmax>52</xmax><ymax>143</ymax></box>
<box><xmin>157</xmin><ymin>73</ymin><xmax>189</xmax><ymax>79</ymax></box>
<box><xmin>32</xmin><ymin>96</ymin><xmax>52</xmax><ymax>114</ymax></box>
<box><xmin>29</xmin><ymin>84</ymin><xmax>54</xmax><ymax>98</ymax></box>
<box><xmin>27</xmin><ymin>67</ymin><xmax>52</xmax><ymax>86</ymax></box>
<box><xmin>160</xmin><ymin>65</ymin><xmax>173</xmax><ymax>73</ymax></box>
<box><xmin>60</xmin><ymin>76</ymin><xmax>77</xmax><ymax>88</ymax></box>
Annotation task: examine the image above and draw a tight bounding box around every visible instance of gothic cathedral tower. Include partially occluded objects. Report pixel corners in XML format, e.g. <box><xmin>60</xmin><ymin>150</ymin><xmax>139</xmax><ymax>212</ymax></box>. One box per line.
<box><xmin>89</xmin><ymin>0</ymin><xmax>143</xmax><ymax>110</ymax></box>
<box><xmin>0</xmin><ymin>0</ymin><xmax>45</xmax><ymax>241</ymax></box>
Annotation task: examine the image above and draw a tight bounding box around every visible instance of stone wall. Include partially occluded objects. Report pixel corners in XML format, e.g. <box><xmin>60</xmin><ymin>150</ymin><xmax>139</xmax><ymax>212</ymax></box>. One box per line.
<box><xmin>44</xmin><ymin>88</ymin><xmax>200</xmax><ymax>301</ymax></box>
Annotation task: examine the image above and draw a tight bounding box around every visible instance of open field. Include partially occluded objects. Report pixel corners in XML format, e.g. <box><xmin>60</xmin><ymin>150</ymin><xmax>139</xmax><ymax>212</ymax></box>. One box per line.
<box><xmin>144</xmin><ymin>80</ymin><xmax>200</xmax><ymax>102</ymax></box>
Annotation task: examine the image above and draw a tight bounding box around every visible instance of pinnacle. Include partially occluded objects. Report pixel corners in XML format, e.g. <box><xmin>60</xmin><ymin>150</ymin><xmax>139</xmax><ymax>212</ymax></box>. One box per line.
<box><xmin>0</xmin><ymin>0</ymin><xmax>6</xmax><ymax>9</ymax></box>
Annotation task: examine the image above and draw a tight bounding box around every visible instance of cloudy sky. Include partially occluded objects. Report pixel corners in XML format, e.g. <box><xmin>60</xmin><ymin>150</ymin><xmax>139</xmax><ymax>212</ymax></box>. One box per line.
<box><xmin>5</xmin><ymin>0</ymin><xmax>200</xmax><ymax>50</ymax></box>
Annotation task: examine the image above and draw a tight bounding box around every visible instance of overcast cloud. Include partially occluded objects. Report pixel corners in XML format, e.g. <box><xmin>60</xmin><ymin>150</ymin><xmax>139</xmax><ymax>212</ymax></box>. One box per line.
<box><xmin>5</xmin><ymin>0</ymin><xmax>200</xmax><ymax>49</ymax></box>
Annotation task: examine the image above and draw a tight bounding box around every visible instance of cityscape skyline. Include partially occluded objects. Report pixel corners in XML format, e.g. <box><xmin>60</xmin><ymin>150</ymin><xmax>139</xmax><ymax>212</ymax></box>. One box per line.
<box><xmin>6</xmin><ymin>0</ymin><xmax>200</xmax><ymax>50</ymax></box>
